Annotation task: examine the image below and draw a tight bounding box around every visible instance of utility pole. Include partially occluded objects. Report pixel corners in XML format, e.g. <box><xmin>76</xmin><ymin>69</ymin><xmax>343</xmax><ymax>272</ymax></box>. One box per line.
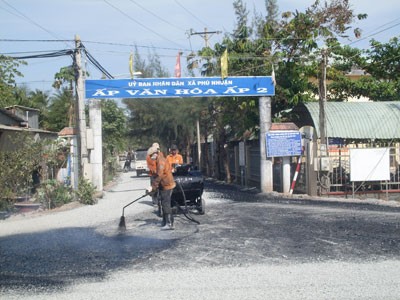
<box><xmin>259</xmin><ymin>96</ymin><xmax>273</xmax><ymax>193</ymax></box>
<box><xmin>318</xmin><ymin>48</ymin><xmax>329</xmax><ymax>195</ymax></box>
<box><xmin>319</xmin><ymin>48</ymin><xmax>328</xmax><ymax>150</ymax></box>
<box><xmin>189</xmin><ymin>28</ymin><xmax>221</xmax><ymax>48</ymax></box>
<box><xmin>189</xmin><ymin>28</ymin><xmax>221</xmax><ymax>168</ymax></box>
<box><xmin>74</xmin><ymin>35</ymin><xmax>89</xmax><ymax>179</ymax></box>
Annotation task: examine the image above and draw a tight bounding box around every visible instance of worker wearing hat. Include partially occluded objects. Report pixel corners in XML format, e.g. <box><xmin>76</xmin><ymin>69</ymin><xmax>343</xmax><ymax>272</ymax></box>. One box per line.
<box><xmin>166</xmin><ymin>144</ymin><xmax>183</xmax><ymax>172</ymax></box>
<box><xmin>146</xmin><ymin>143</ymin><xmax>161</xmax><ymax>205</ymax></box>
<box><xmin>146</xmin><ymin>143</ymin><xmax>176</xmax><ymax>230</ymax></box>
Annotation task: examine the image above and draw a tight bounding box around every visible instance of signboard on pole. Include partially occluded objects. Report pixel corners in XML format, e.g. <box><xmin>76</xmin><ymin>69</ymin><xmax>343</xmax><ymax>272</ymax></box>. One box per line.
<box><xmin>266</xmin><ymin>131</ymin><xmax>302</xmax><ymax>157</ymax></box>
<box><xmin>85</xmin><ymin>76</ymin><xmax>274</xmax><ymax>99</ymax></box>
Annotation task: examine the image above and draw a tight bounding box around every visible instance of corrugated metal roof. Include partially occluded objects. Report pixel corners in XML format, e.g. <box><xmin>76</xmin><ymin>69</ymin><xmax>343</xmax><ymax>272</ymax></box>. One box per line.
<box><xmin>302</xmin><ymin>102</ymin><xmax>400</xmax><ymax>139</ymax></box>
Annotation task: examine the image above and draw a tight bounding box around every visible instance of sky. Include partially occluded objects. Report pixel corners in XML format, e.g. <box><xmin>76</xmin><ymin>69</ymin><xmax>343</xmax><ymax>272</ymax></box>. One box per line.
<box><xmin>1</xmin><ymin>0</ymin><xmax>400</xmax><ymax>95</ymax></box>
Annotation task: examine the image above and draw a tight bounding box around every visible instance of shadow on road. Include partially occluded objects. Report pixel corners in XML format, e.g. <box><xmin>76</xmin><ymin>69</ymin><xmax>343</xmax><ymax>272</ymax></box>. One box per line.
<box><xmin>0</xmin><ymin>224</ymin><xmax>177</xmax><ymax>291</ymax></box>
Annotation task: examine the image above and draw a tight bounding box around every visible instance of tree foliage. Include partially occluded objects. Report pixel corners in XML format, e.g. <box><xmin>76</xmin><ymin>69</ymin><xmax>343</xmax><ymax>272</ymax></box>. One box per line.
<box><xmin>43</xmin><ymin>88</ymin><xmax>73</xmax><ymax>131</ymax></box>
<box><xmin>0</xmin><ymin>56</ymin><xmax>26</xmax><ymax>107</ymax></box>
<box><xmin>101</xmin><ymin>99</ymin><xmax>127</xmax><ymax>155</ymax></box>
<box><xmin>124</xmin><ymin>97</ymin><xmax>207</xmax><ymax>156</ymax></box>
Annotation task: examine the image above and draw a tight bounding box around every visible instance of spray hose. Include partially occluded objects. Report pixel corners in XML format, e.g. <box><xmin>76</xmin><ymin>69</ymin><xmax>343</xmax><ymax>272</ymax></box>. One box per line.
<box><xmin>174</xmin><ymin>180</ymin><xmax>200</xmax><ymax>225</ymax></box>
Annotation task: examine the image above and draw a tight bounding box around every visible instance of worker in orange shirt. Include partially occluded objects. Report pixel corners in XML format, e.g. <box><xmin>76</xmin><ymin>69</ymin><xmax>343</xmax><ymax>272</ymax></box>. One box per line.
<box><xmin>166</xmin><ymin>144</ymin><xmax>183</xmax><ymax>172</ymax></box>
<box><xmin>146</xmin><ymin>142</ymin><xmax>160</xmax><ymax>205</ymax></box>
<box><xmin>146</xmin><ymin>144</ymin><xmax>176</xmax><ymax>230</ymax></box>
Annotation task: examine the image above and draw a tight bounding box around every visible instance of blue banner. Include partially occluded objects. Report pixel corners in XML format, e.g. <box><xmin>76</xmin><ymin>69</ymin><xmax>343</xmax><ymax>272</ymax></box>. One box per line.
<box><xmin>85</xmin><ymin>76</ymin><xmax>274</xmax><ymax>99</ymax></box>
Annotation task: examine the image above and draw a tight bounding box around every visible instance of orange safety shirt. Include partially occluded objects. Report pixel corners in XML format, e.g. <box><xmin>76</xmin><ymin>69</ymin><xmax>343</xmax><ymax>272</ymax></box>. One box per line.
<box><xmin>146</xmin><ymin>154</ymin><xmax>157</xmax><ymax>176</ymax></box>
<box><xmin>166</xmin><ymin>153</ymin><xmax>183</xmax><ymax>166</ymax></box>
<box><xmin>147</xmin><ymin>152</ymin><xmax>166</xmax><ymax>176</ymax></box>
<box><xmin>152</xmin><ymin>154</ymin><xmax>176</xmax><ymax>191</ymax></box>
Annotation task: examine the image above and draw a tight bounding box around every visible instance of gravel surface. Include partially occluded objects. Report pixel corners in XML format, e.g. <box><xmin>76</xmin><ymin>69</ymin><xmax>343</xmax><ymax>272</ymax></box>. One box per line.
<box><xmin>1</xmin><ymin>171</ymin><xmax>400</xmax><ymax>299</ymax></box>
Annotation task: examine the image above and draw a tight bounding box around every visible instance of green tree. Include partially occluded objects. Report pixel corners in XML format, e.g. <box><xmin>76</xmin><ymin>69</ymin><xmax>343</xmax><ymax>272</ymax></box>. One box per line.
<box><xmin>28</xmin><ymin>89</ymin><xmax>50</xmax><ymax>127</ymax></box>
<box><xmin>101</xmin><ymin>99</ymin><xmax>127</xmax><ymax>156</ymax></box>
<box><xmin>44</xmin><ymin>88</ymin><xmax>73</xmax><ymax>131</ymax></box>
<box><xmin>0</xmin><ymin>55</ymin><xmax>26</xmax><ymax>107</ymax></box>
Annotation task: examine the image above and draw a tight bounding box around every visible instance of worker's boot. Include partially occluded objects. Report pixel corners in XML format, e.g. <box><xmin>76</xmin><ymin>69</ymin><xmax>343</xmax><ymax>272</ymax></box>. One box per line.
<box><xmin>161</xmin><ymin>214</ymin><xmax>174</xmax><ymax>230</ymax></box>
<box><xmin>169</xmin><ymin>214</ymin><xmax>174</xmax><ymax>230</ymax></box>
<box><xmin>160</xmin><ymin>214</ymin><xmax>167</xmax><ymax>227</ymax></box>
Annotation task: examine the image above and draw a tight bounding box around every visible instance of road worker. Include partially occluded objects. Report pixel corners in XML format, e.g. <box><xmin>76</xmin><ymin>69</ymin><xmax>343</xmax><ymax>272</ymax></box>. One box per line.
<box><xmin>166</xmin><ymin>144</ymin><xmax>183</xmax><ymax>172</ymax></box>
<box><xmin>147</xmin><ymin>144</ymin><xmax>176</xmax><ymax>230</ymax></box>
<box><xmin>146</xmin><ymin>142</ymin><xmax>161</xmax><ymax>205</ymax></box>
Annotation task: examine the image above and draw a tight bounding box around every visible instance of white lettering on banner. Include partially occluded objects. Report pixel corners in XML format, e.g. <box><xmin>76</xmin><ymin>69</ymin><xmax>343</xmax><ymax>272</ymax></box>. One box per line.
<box><xmin>223</xmin><ymin>86</ymin><xmax>240</xmax><ymax>94</ymax></box>
<box><xmin>92</xmin><ymin>89</ymin><xmax>120</xmax><ymax>97</ymax></box>
<box><xmin>126</xmin><ymin>90</ymin><xmax>140</xmax><ymax>96</ymax></box>
<box><xmin>153</xmin><ymin>89</ymin><xmax>167</xmax><ymax>95</ymax></box>
<box><xmin>257</xmin><ymin>87</ymin><xmax>268</xmax><ymax>93</ymax></box>
<box><xmin>128</xmin><ymin>81</ymin><xmax>137</xmax><ymax>87</ymax></box>
<box><xmin>92</xmin><ymin>89</ymin><xmax>107</xmax><ymax>97</ymax></box>
<box><xmin>197</xmin><ymin>80</ymin><xmax>210</xmax><ymax>85</ymax></box>
<box><xmin>175</xmin><ymin>89</ymin><xmax>190</xmax><ymax>95</ymax></box>
<box><xmin>203</xmin><ymin>89</ymin><xmax>218</xmax><ymax>94</ymax></box>
<box><xmin>126</xmin><ymin>89</ymin><xmax>168</xmax><ymax>96</ymax></box>
<box><xmin>238</xmin><ymin>87</ymin><xmax>250</xmax><ymax>93</ymax></box>
<box><xmin>211</xmin><ymin>80</ymin><xmax>233</xmax><ymax>85</ymax></box>
<box><xmin>152</xmin><ymin>81</ymin><xmax>171</xmax><ymax>87</ymax></box>
<box><xmin>89</xmin><ymin>85</ymin><xmax>270</xmax><ymax>98</ymax></box>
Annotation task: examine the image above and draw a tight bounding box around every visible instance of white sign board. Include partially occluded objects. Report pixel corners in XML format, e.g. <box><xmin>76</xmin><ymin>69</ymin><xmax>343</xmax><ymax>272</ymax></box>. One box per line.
<box><xmin>350</xmin><ymin>148</ymin><xmax>390</xmax><ymax>182</ymax></box>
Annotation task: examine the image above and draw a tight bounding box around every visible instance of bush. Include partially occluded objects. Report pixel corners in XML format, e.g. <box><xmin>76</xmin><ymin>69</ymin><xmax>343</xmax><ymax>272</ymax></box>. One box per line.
<box><xmin>75</xmin><ymin>177</ymin><xmax>97</xmax><ymax>205</ymax></box>
<box><xmin>36</xmin><ymin>180</ymin><xmax>74</xmax><ymax>209</ymax></box>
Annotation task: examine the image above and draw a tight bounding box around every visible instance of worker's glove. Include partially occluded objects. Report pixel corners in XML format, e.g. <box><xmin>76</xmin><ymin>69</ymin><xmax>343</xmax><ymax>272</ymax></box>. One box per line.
<box><xmin>145</xmin><ymin>186</ymin><xmax>155</xmax><ymax>196</ymax></box>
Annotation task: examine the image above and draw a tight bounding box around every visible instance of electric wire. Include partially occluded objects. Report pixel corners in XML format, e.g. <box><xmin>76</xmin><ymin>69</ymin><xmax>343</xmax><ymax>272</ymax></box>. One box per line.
<box><xmin>81</xmin><ymin>44</ymin><xmax>114</xmax><ymax>79</ymax></box>
<box><xmin>0</xmin><ymin>0</ymin><xmax>68</xmax><ymax>45</ymax></box>
<box><xmin>5</xmin><ymin>45</ymin><xmax>114</xmax><ymax>80</ymax></box>
<box><xmin>8</xmin><ymin>49</ymin><xmax>74</xmax><ymax>60</ymax></box>
<box><xmin>127</xmin><ymin>0</ymin><xmax>183</xmax><ymax>32</ymax></box>
<box><xmin>103</xmin><ymin>0</ymin><xmax>186</xmax><ymax>49</ymax></box>
<box><xmin>174</xmin><ymin>0</ymin><xmax>210</xmax><ymax>30</ymax></box>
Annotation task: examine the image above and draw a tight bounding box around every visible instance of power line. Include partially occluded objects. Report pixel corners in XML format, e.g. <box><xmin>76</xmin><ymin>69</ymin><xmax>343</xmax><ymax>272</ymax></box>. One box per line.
<box><xmin>0</xmin><ymin>39</ymin><xmax>73</xmax><ymax>43</ymax></box>
<box><xmin>0</xmin><ymin>38</ymin><xmax>191</xmax><ymax>53</ymax></box>
<box><xmin>0</xmin><ymin>0</ymin><xmax>65</xmax><ymax>42</ymax></box>
<box><xmin>347</xmin><ymin>20</ymin><xmax>400</xmax><ymax>47</ymax></box>
<box><xmin>127</xmin><ymin>0</ymin><xmax>183</xmax><ymax>32</ymax></box>
<box><xmin>103</xmin><ymin>0</ymin><xmax>186</xmax><ymax>49</ymax></box>
<box><xmin>8</xmin><ymin>49</ymin><xmax>74</xmax><ymax>60</ymax></box>
<box><xmin>174</xmin><ymin>0</ymin><xmax>210</xmax><ymax>29</ymax></box>
<box><xmin>5</xmin><ymin>45</ymin><xmax>114</xmax><ymax>80</ymax></box>
<box><xmin>81</xmin><ymin>44</ymin><xmax>114</xmax><ymax>79</ymax></box>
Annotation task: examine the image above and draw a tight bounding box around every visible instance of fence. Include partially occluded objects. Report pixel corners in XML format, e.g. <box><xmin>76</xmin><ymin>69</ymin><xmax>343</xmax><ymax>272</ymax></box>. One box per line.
<box><xmin>195</xmin><ymin>139</ymin><xmax>400</xmax><ymax>199</ymax></box>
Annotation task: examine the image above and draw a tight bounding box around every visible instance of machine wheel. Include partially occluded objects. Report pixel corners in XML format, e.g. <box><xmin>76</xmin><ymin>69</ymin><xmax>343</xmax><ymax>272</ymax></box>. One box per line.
<box><xmin>197</xmin><ymin>197</ymin><xmax>205</xmax><ymax>215</ymax></box>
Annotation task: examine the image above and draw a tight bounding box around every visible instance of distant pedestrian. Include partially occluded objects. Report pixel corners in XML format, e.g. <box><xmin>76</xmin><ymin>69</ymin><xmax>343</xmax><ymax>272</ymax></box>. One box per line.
<box><xmin>123</xmin><ymin>151</ymin><xmax>132</xmax><ymax>172</ymax></box>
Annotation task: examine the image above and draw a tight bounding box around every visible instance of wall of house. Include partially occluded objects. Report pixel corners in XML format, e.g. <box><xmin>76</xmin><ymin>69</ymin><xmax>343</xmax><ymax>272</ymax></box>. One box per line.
<box><xmin>0</xmin><ymin>114</ymin><xmax>20</xmax><ymax>126</ymax></box>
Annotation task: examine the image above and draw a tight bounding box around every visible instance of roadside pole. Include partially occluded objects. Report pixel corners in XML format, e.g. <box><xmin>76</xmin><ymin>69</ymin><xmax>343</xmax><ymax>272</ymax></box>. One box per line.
<box><xmin>75</xmin><ymin>34</ymin><xmax>89</xmax><ymax>179</ymax></box>
<box><xmin>259</xmin><ymin>96</ymin><xmax>273</xmax><ymax>192</ymax></box>
<box><xmin>89</xmin><ymin>99</ymin><xmax>103</xmax><ymax>192</ymax></box>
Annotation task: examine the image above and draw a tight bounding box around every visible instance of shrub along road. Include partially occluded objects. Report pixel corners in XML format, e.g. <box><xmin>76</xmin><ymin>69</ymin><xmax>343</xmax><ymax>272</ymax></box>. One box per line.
<box><xmin>1</xmin><ymin>171</ymin><xmax>400</xmax><ymax>299</ymax></box>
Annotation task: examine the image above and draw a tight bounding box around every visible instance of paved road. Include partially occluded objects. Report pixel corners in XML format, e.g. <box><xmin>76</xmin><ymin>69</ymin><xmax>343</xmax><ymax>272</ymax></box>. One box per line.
<box><xmin>1</xmin><ymin>171</ymin><xmax>400</xmax><ymax>299</ymax></box>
